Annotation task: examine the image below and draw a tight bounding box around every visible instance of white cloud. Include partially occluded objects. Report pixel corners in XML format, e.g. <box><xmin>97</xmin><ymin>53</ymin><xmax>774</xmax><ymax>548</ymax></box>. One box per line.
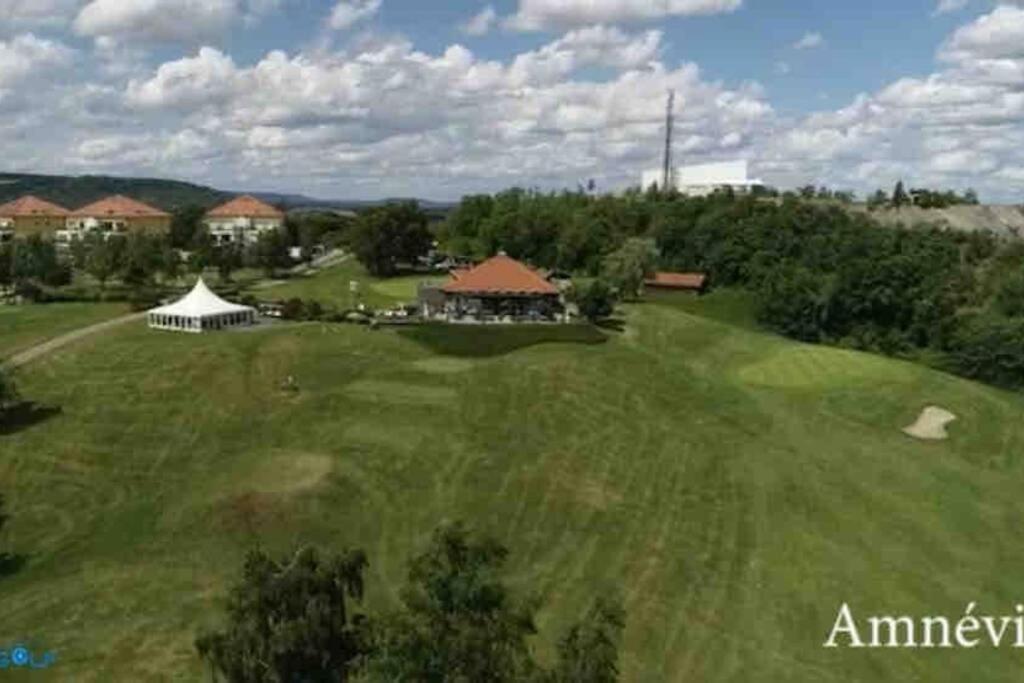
<box><xmin>506</xmin><ymin>0</ymin><xmax>742</xmax><ymax>31</ymax></box>
<box><xmin>0</xmin><ymin>33</ymin><xmax>74</xmax><ymax>88</ymax></box>
<box><xmin>126</xmin><ymin>47</ymin><xmax>239</xmax><ymax>109</ymax></box>
<box><xmin>793</xmin><ymin>32</ymin><xmax>824</xmax><ymax>50</ymax></box>
<box><xmin>72</xmin><ymin>0</ymin><xmax>286</xmax><ymax>43</ymax></box>
<box><xmin>774</xmin><ymin>61</ymin><xmax>791</xmax><ymax>75</ymax></box>
<box><xmin>461</xmin><ymin>5</ymin><xmax>497</xmax><ymax>36</ymax></box>
<box><xmin>940</xmin><ymin>4</ymin><xmax>1024</xmax><ymax>62</ymax></box>
<box><xmin>934</xmin><ymin>0</ymin><xmax>971</xmax><ymax>16</ymax></box>
<box><xmin>74</xmin><ymin>0</ymin><xmax>237</xmax><ymax>42</ymax></box>
<box><xmin>0</xmin><ymin>0</ymin><xmax>79</xmax><ymax>27</ymax></box>
<box><xmin>758</xmin><ymin>5</ymin><xmax>1024</xmax><ymax>199</ymax></box>
<box><xmin>114</xmin><ymin>28</ymin><xmax>771</xmax><ymax>194</ymax></box>
<box><xmin>328</xmin><ymin>0</ymin><xmax>381</xmax><ymax>30</ymax></box>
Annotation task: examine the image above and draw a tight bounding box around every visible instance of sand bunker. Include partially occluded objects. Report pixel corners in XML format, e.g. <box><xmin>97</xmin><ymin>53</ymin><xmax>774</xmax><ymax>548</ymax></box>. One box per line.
<box><xmin>903</xmin><ymin>407</ymin><xmax>957</xmax><ymax>441</ymax></box>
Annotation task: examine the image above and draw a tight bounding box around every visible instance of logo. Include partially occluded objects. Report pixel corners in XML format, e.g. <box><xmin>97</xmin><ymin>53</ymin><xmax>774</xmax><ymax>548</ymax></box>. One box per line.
<box><xmin>0</xmin><ymin>644</ymin><xmax>57</xmax><ymax>670</ymax></box>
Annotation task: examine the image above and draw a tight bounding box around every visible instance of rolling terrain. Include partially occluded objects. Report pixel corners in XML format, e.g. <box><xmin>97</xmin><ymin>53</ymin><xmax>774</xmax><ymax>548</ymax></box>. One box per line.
<box><xmin>1</xmin><ymin>289</ymin><xmax>1024</xmax><ymax>680</ymax></box>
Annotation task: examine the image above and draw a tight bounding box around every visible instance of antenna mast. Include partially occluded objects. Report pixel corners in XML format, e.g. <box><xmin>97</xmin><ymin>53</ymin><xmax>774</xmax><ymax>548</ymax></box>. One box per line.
<box><xmin>662</xmin><ymin>90</ymin><xmax>675</xmax><ymax>191</ymax></box>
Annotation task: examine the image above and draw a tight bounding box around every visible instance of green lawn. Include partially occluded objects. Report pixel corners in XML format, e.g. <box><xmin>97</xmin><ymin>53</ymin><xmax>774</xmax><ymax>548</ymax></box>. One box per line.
<box><xmin>2</xmin><ymin>297</ymin><xmax>1024</xmax><ymax>680</ymax></box>
<box><xmin>249</xmin><ymin>259</ymin><xmax>444</xmax><ymax>310</ymax></box>
<box><xmin>0</xmin><ymin>303</ymin><xmax>128</xmax><ymax>359</ymax></box>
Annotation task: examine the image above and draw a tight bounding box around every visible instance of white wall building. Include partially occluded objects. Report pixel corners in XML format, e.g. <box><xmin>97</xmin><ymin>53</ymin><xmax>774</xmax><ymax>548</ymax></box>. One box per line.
<box><xmin>641</xmin><ymin>160</ymin><xmax>764</xmax><ymax>197</ymax></box>
<box><xmin>204</xmin><ymin>195</ymin><xmax>285</xmax><ymax>245</ymax></box>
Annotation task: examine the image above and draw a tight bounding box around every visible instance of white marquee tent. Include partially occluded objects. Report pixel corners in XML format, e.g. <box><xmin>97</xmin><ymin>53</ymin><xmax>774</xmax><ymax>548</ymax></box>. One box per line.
<box><xmin>148</xmin><ymin>278</ymin><xmax>256</xmax><ymax>333</ymax></box>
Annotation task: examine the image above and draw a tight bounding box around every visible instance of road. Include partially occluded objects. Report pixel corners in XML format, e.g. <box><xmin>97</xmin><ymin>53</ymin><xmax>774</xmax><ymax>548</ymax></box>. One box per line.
<box><xmin>3</xmin><ymin>312</ymin><xmax>146</xmax><ymax>370</ymax></box>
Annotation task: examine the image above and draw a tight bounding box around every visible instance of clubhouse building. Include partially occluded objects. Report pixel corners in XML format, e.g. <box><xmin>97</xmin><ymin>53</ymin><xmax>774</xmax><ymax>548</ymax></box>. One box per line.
<box><xmin>420</xmin><ymin>253</ymin><xmax>566</xmax><ymax>323</ymax></box>
<box><xmin>204</xmin><ymin>195</ymin><xmax>285</xmax><ymax>245</ymax></box>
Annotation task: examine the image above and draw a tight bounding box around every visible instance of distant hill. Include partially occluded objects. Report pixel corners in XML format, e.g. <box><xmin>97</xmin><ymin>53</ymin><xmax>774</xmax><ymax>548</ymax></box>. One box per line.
<box><xmin>0</xmin><ymin>172</ymin><xmax>455</xmax><ymax>215</ymax></box>
<box><xmin>0</xmin><ymin>173</ymin><xmax>230</xmax><ymax>211</ymax></box>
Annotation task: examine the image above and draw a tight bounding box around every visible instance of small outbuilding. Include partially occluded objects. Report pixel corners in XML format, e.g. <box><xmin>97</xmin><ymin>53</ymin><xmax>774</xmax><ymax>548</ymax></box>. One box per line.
<box><xmin>148</xmin><ymin>278</ymin><xmax>257</xmax><ymax>333</ymax></box>
<box><xmin>645</xmin><ymin>272</ymin><xmax>709</xmax><ymax>294</ymax></box>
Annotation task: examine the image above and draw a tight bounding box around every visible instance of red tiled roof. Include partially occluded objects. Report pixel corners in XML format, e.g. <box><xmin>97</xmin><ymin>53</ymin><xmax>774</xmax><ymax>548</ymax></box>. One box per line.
<box><xmin>0</xmin><ymin>195</ymin><xmax>70</xmax><ymax>217</ymax></box>
<box><xmin>442</xmin><ymin>254</ymin><xmax>559</xmax><ymax>296</ymax></box>
<box><xmin>645</xmin><ymin>272</ymin><xmax>708</xmax><ymax>290</ymax></box>
<box><xmin>70</xmin><ymin>195</ymin><xmax>170</xmax><ymax>218</ymax></box>
<box><xmin>206</xmin><ymin>195</ymin><xmax>284</xmax><ymax>219</ymax></box>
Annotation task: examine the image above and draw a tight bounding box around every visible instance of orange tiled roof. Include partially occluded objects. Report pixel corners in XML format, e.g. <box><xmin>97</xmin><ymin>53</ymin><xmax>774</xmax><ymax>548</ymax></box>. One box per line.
<box><xmin>0</xmin><ymin>195</ymin><xmax>70</xmax><ymax>217</ymax></box>
<box><xmin>645</xmin><ymin>272</ymin><xmax>708</xmax><ymax>290</ymax></box>
<box><xmin>206</xmin><ymin>195</ymin><xmax>284</xmax><ymax>219</ymax></box>
<box><xmin>70</xmin><ymin>195</ymin><xmax>170</xmax><ymax>218</ymax></box>
<box><xmin>442</xmin><ymin>254</ymin><xmax>559</xmax><ymax>296</ymax></box>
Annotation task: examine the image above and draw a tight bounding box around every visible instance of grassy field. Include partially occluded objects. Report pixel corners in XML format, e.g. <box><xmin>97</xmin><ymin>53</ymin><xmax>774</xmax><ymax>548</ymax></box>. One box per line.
<box><xmin>0</xmin><ymin>303</ymin><xmax>128</xmax><ymax>360</ymax></box>
<box><xmin>250</xmin><ymin>259</ymin><xmax>444</xmax><ymax>310</ymax></box>
<box><xmin>2</xmin><ymin>288</ymin><xmax>1024</xmax><ymax>680</ymax></box>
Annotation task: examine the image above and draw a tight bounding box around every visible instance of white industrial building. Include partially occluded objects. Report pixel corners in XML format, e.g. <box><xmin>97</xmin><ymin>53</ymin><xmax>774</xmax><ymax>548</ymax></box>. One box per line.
<box><xmin>641</xmin><ymin>160</ymin><xmax>764</xmax><ymax>197</ymax></box>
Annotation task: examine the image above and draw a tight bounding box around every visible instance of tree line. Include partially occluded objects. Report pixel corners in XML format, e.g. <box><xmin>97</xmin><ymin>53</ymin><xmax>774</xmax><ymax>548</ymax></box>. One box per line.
<box><xmin>429</xmin><ymin>187</ymin><xmax>1024</xmax><ymax>389</ymax></box>
<box><xmin>197</xmin><ymin>523</ymin><xmax>624</xmax><ymax>682</ymax></box>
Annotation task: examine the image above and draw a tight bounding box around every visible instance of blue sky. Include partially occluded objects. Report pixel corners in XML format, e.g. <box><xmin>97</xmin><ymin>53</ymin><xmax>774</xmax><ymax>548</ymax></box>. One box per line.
<box><xmin>1</xmin><ymin>0</ymin><xmax>1023</xmax><ymax>201</ymax></box>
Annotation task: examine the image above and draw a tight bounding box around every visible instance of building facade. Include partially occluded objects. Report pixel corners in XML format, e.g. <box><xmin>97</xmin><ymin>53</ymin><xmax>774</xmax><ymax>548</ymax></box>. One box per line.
<box><xmin>641</xmin><ymin>160</ymin><xmax>764</xmax><ymax>197</ymax></box>
<box><xmin>62</xmin><ymin>195</ymin><xmax>172</xmax><ymax>242</ymax></box>
<box><xmin>204</xmin><ymin>195</ymin><xmax>285</xmax><ymax>245</ymax></box>
<box><xmin>0</xmin><ymin>196</ymin><xmax>71</xmax><ymax>241</ymax></box>
<box><xmin>421</xmin><ymin>253</ymin><xmax>567</xmax><ymax>324</ymax></box>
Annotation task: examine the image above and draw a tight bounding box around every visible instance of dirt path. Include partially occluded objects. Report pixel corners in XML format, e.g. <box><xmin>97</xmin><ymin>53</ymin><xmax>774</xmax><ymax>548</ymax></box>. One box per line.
<box><xmin>3</xmin><ymin>312</ymin><xmax>146</xmax><ymax>370</ymax></box>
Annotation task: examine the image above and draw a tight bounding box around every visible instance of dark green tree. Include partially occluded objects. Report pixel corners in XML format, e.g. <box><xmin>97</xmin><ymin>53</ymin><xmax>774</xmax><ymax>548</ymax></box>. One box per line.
<box><xmin>170</xmin><ymin>205</ymin><xmax>206</xmax><ymax>248</ymax></box>
<box><xmin>551</xmin><ymin>595</ymin><xmax>625</xmax><ymax>683</ymax></box>
<box><xmin>0</xmin><ymin>369</ymin><xmax>18</xmax><ymax>414</ymax></box>
<box><xmin>83</xmin><ymin>235</ymin><xmax>123</xmax><ymax>291</ymax></box>
<box><xmin>247</xmin><ymin>230</ymin><xmax>292</xmax><ymax>278</ymax></box>
<box><xmin>121</xmin><ymin>234</ymin><xmax>161</xmax><ymax>287</ymax></box>
<box><xmin>365</xmin><ymin>523</ymin><xmax>542</xmax><ymax>682</ymax></box>
<box><xmin>575</xmin><ymin>279</ymin><xmax>616</xmax><ymax>322</ymax></box>
<box><xmin>196</xmin><ymin>547</ymin><xmax>370</xmax><ymax>683</ymax></box>
<box><xmin>350</xmin><ymin>202</ymin><xmax>432</xmax><ymax>277</ymax></box>
<box><xmin>995</xmin><ymin>269</ymin><xmax>1024</xmax><ymax>317</ymax></box>
<box><xmin>214</xmin><ymin>243</ymin><xmax>244</xmax><ymax>282</ymax></box>
<box><xmin>892</xmin><ymin>180</ymin><xmax>908</xmax><ymax>209</ymax></box>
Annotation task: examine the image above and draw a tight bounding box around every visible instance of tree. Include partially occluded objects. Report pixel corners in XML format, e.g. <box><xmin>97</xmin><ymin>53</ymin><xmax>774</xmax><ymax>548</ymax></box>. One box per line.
<box><xmin>892</xmin><ymin>180</ymin><xmax>908</xmax><ymax>209</ymax></box>
<box><xmin>575</xmin><ymin>279</ymin><xmax>616</xmax><ymax>322</ymax></box>
<box><xmin>11</xmin><ymin>236</ymin><xmax>69</xmax><ymax>288</ymax></box>
<box><xmin>0</xmin><ymin>368</ymin><xmax>18</xmax><ymax>414</ymax></box>
<box><xmin>350</xmin><ymin>202</ymin><xmax>432</xmax><ymax>277</ymax></box>
<box><xmin>196</xmin><ymin>547</ymin><xmax>370</xmax><ymax>683</ymax></box>
<box><xmin>121</xmin><ymin>234</ymin><xmax>161</xmax><ymax>287</ymax></box>
<box><xmin>995</xmin><ymin>269</ymin><xmax>1024</xmax><ymax>317</ymax></box>
<box><xmin>602</xmin><ymin>238</ymin><xmax>658</xmax><ymax>300</ymax></box>
<box><xmin>552</xmin><ymin>596</ymin><xmax>625</xmax><ymax>683</ymax></box>
<box><xmin>83</xmin><ymin>235</ymin><xmax>123</xmax><ymax>291</ymax></box>
<box><xmin>170</xmin><ymin>205</ymin><xmax>206</xmax><ymax>249</ymax></box>
<box><xmin>214</xmin><ymin>243</ymin><xmax>244</xmax><ymax>282</ymax></box>
<box><xmin>247</xmin><ymin>230</ymin><xmax>291</xmax><ymax>278</ymax></box>
<box><xmin>160</xmin><ymin>245</ymin><xmax>183</xmax><ymax>283</ymax></box>
<box><xmin>867</xmin><ymin>189</ymin><xmax>888</xmax><ymax>210</ymax></box>
<box><xmin>755</xmin><ymin>265</ymin><xmax>829</xmax><ymax>343</ymax></box>
<box><xmin>366</xmin><ymin>522</ymin><xmax>542</xmax><ymax>682</ymax></box>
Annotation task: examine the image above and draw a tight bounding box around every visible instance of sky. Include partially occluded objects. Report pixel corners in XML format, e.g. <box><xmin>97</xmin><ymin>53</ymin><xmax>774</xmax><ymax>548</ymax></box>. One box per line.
<box><xmin>1</xmin><ymin>0</ymin><xmax>1024</xmax><ymax>202</ymax></box>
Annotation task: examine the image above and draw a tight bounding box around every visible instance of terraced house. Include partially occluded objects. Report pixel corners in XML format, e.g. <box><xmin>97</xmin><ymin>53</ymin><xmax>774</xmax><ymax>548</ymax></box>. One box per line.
<box><xmin>0</xmin><ymin>195</ymin><xmax>71</xmax><ymax>241</ymax></box>
<box><xmin>61</xmin><ymin>195</ymin><xmax>172</xmax><ymax>242</ymax></box>
<box><xmin>203</xmin><ymin>195</ymin><xmax>285</xmax><ymax>245</ymax></box>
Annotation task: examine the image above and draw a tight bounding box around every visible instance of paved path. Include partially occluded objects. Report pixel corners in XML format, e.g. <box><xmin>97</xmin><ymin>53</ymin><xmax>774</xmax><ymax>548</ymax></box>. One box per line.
<box><xmin>3</xmin><ymin>312</ymin><xmax>146</xmax><ymax>370</ymax></box>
